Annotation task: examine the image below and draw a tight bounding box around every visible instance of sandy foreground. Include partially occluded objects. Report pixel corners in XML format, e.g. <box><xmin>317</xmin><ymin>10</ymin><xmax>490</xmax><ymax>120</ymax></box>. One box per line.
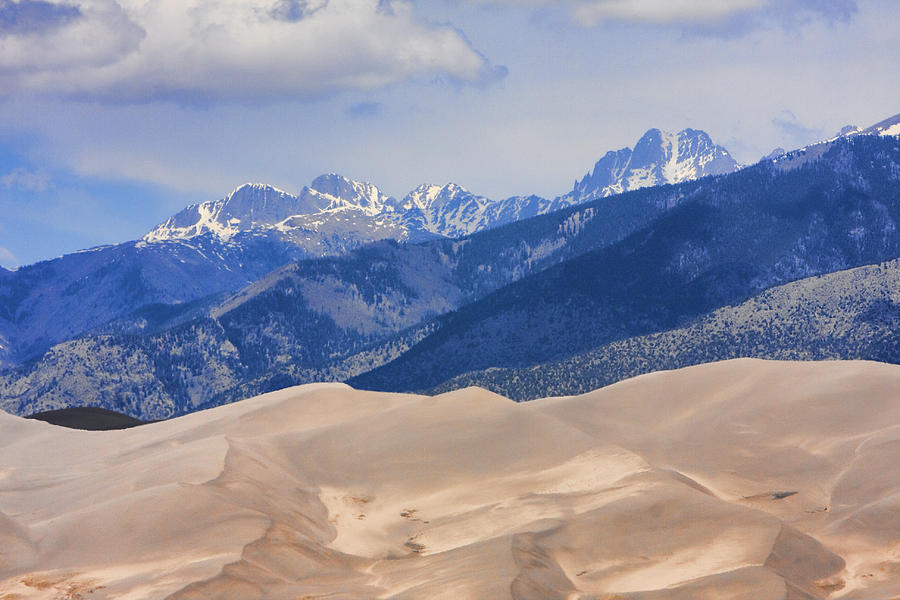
<box><xmin>0</xmin><ymin>359</ymin><xmax>899</xmax><ymax>599</ymax></box>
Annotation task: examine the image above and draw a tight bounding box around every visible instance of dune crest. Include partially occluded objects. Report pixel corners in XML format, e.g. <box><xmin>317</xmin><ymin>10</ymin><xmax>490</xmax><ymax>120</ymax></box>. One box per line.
<box><xmin>1</xmin><ymin>360</ymin><xmax>899</xmax><ymax>599</ymax></box>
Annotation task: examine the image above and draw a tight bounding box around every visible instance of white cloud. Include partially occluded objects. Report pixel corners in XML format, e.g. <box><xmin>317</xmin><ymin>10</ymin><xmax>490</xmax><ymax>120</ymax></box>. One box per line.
<box><xmin>0</xmin><ymin>0</ymin><xmax>499</xmax><ymax>103</ymax></box>
<box><xmin>1</xmin><ymin>167</ymin><xmax>52</xmax><ymax>192</ymax></box>
<box><xmin>467</xmin><ymin>0</ymin><xmax>855</xmax><ymax>30</ymax></box>
<box><xmin>0</xmin><ymin>0</ymin><xmax>143</xmax><ymax>71</ymax></box>
<box><xmin>570</xmin><ymin>0</ymin><xmax>767</xmax><ymax>26</ymax></box>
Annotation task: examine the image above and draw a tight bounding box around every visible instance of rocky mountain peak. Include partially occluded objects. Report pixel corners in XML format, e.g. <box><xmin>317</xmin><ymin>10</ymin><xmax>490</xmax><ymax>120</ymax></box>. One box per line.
<box><xmin>220</xmin><ymin>183</ymin><xmax>314</xmax><ymax>225</ymax></box>
<box><xmin>304</xmin><ymin>173</ymin><xmax>397</xmax><ymax>215</ymax></box>
<box><xmin>567</xmin><ymin>127</ymin><xmax>740</xmax><ymax>204</ymax></box>
<box><xmin>143</xmin><ymin>182</ymin><xmax>323</xmax><ymax>243</ymax></box>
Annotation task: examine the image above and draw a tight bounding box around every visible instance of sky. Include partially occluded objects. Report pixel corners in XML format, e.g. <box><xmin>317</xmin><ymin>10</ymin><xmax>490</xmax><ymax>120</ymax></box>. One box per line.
<box><xmin>0</xmin><ymin>0</ymin><xmax>898</xmax><ymax>268</ymax></box>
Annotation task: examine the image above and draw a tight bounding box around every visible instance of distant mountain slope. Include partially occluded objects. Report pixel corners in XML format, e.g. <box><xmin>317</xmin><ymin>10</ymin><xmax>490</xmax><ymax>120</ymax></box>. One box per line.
<box><xmin>350</xmin><ymin>135</ymin><xmax>900</xmax><ymax>394</ymax></box>
<box><xmin>427</xmin><ymin>257</ymin><xmax>900</xmax><ymax>399</ymax></box>
<box><xmin>862</xmin><ymin>112</ymin><xmax>900</xmax><ymax>136</ymax></box>
<box><xmin>4</xmin><ymin>117</ymin><xmax>896</xmax><ymax>418</ymax></box>
<box><xmin>836</xmin><ymin>111</ymin><xmax>900</xmax><ymax>139</ymax></box>
<box><xmin>0</xmin><ymin>236</ymin><xmax>311</xmax><ymax>367</ymax></box>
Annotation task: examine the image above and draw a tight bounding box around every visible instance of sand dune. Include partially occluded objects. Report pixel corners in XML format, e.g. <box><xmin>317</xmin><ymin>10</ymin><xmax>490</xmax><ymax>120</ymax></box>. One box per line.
<box><xmin>1</xmin><ymin>359</ymin><xmax>899</xmax><ymax>599</ymax></box>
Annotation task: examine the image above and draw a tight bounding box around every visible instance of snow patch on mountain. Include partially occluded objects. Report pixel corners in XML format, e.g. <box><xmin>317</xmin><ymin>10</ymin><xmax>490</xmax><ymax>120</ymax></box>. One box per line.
<box><xmin>860</xmin><ymin>113</ymin><xmax>900</xmax><ymax>137</ymax></box>
<box><xmin>878</xmin><ymin>122</ymin><xmax>900</xmax><ymax>137</ymax></box>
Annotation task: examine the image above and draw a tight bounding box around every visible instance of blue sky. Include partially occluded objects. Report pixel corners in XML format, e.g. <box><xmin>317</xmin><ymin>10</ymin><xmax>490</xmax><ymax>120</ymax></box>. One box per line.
<box><xmin>0</xmin><ymin>0</ymin><xmax>898</xmax><ymax>268</ymax></box>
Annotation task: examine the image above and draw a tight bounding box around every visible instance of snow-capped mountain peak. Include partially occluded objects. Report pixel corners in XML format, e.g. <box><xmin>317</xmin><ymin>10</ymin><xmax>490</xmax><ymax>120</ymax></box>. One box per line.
<box><xmin>144</xmin><ymin>182</ymin><xmax>314</xmax><ymax>243</ymax></box>
<box><xmin>564</xmin><ymin>127</ymin><xmax>740</xmax><ymax>205</ymax></box>
<box><xmin>402</xmin><ymin>183</ymin><xmax>474</xmax><ymax>211</ymax></box>
<box><xmin>402</xmin><ymin>183</ymin><xmax>445</xmax><ymax>211</ymax></box>
<box><xmin>143</xmin><ymin>125</ymin><xmax>746</xmax><ymax>247</ymax></box>
<box><xmin>397</xmin><ymin>183</ymin><xmax>499</xmax><ymax>238</ymax></box>
<box><xmin>221</xmin><ymin>183</ymin><xmax>321</xmax><ymax>224</ymax></box>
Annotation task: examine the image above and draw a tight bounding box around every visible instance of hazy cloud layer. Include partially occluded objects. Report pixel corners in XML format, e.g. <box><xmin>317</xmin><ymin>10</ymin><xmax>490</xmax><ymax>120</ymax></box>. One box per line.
<box><xmin>1</xmin><ymin>167</ymin><xmax>52</xmax><ymax>192</ymax></box>
<box><xmin>771</xmin><ymin>110</ymin><xmax>823</xmax><ymax>148</ymax></box>
<box><xmin>0</xmin><ymin>0</ymin><xmax>499</xmax><ymax>103</ymax></box>
<box><xmin>470</xmin><ymin>0</ymin><xmax>857</xmax><ymax>31</ymax></box>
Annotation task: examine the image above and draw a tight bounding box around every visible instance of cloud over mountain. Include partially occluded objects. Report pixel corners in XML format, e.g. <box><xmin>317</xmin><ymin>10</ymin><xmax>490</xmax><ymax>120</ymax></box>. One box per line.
<box><xmin>0</xmin><ymin>0</ymin><xmax>500</xmax><ymax>103</ymax></box>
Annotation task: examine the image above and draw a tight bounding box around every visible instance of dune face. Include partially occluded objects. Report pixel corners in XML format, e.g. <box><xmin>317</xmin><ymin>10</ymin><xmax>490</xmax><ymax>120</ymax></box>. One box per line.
<box><xmin>1</xmin><ymin>360</ymin><xmax>899</xmax><ymax>599</ymax></box>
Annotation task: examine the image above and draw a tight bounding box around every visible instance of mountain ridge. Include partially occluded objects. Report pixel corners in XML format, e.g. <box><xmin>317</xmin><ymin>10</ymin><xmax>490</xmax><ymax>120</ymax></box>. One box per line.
<box><xmin>142</xmin><ymin>126</ymin><xmax>742</xmax><ymax>247</ymax></box>
<box><xmin>3</xmin><ymin>133</ymin><xmax>899</xmax><ymax>418</ymax></box>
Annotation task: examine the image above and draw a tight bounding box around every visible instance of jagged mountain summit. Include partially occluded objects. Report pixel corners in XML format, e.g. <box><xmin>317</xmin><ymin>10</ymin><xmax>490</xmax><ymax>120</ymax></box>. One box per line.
<box><xmin>144</xmin><ymin>176</ymin><xmax>554</xmax><ymax>246</ymax></box>
<box><xmin>556</xmin><ymin>128</ymin><xmax>740</xmax><ymax>207</ymax></box>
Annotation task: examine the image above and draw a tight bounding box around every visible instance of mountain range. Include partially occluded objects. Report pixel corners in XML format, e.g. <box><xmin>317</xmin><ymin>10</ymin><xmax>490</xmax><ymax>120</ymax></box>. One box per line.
<box><xmin>145</xmin><ymin>127</ymin><xmax>741</xmax><ymax>246</ymax></box>
<box><xmin>0</xmin><ymin>126</ymin><xmax>737</xmax><ymax>370</ymax></box>
<box><xmin>1</xmin><ymin>114</ymin><xmax>899</xmax><ymax>419</ymax></box>
<box><xmin>351</xmin><ymin>133</ymin><xmax>900</xmax><ymax>394</ymax></box>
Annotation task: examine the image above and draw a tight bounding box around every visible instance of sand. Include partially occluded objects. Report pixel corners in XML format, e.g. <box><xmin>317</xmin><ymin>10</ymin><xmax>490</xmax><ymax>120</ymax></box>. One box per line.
<box><xmin>0</xmin><ymin>359</ymin><xmax>898</xmax><ymax>599</ymax></box>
